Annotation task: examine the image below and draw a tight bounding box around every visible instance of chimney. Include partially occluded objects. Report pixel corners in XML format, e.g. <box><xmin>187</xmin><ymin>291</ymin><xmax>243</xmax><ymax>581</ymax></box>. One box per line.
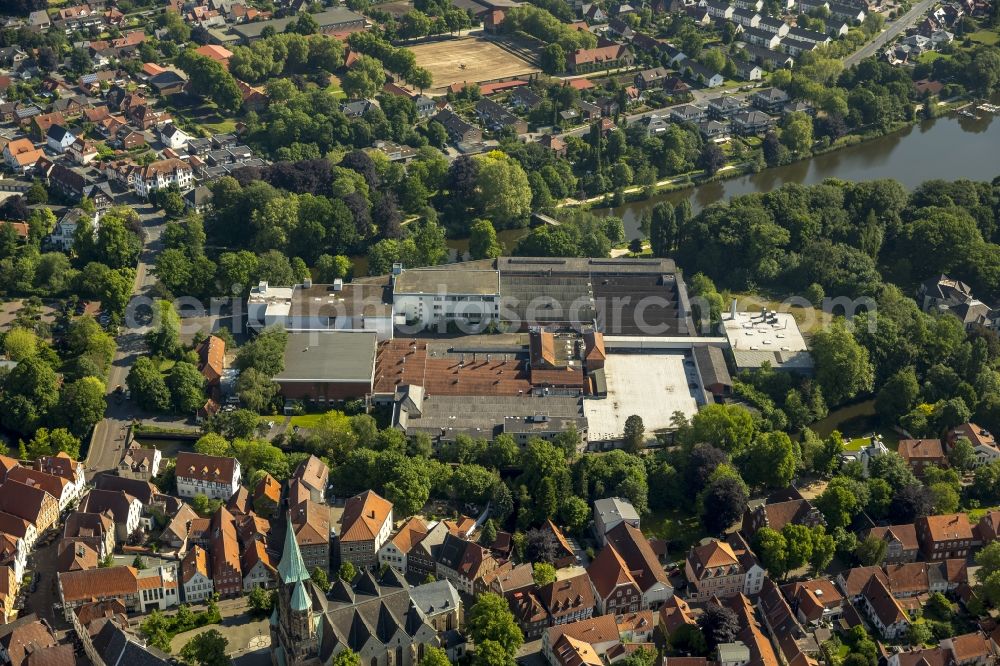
<box><xmin>369</xmin><ymin>510</ymin><xmax>376</xmax><ymax>519</ymax></box>
<box><xmin>730</xmin><ymin>298</ymin><xmax>737</xmax><ymax>319</ymax></box>
<box><xmin>303</xmin><ymin>278</ymin><xmax>312</xmax><ymax>289</ymax></box>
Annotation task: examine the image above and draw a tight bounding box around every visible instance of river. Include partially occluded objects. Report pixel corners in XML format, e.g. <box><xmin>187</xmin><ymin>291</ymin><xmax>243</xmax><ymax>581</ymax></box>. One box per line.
<box><xmin>358</xmin><ymin>105</ymin><xmax>1000</xmax><ymax>271</ymax></box>
<box><xmin>601</xmin><ymin>106</ymin><xmax>1000</xmax><ymax>238</ymax></box>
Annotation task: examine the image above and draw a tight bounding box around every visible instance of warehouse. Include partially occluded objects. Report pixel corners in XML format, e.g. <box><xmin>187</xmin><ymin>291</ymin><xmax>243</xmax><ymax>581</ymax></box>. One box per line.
<box><xmin>273</xmin><ymin>331</ymin><xmax>377</xmax><ymax>404</ymax></box>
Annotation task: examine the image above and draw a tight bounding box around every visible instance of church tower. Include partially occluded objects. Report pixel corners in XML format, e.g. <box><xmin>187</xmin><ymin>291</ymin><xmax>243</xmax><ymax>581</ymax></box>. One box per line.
<box><xmin>271</xmin><ymin>513</ymin><xmax>319</xmax><ymax>665</ymax></box>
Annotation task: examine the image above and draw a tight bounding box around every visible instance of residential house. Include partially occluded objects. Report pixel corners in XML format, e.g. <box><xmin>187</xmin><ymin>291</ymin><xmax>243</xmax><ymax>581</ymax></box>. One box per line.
<box><xmin>542</xmin><ymin>615</ymin><xmax>622</xmax><ymax>666</ymax></box>
<box><xmin>752</xmin><ymin>87</ymin><xmax>790</xmax><ymax>113</ymax></box>
<box><xmin>209</xmin><ymin>507</ymin><xmax>242</xmax><ymax>598</ymax></box>
<box><xmin>132</xmin><ymin>158</ymin><xmax>194</xmax><ymax>198</ymax></box>
<box><xmin>685</xmin><ymin>539</ymin><xmax>745</xmax><ymax>602</ymax></box>
<box><xmin>475</xmin><ymin>98</ymin><xmax>529</xmax><ymax>134</ymax></box>
<box><xmin>291</xmin><ymin>499</ymin><xmax>330</xmax><ymax>575</ymax></box>
<box><xmin>47</xmin><ymin>163</ymin><xmax>88</xmax><ymax>202</ymax></box>
<box><xmin>184</xmin><ymin>186</ymin><xmax>213</xmax><ymax>214</ymax></box>
<box><xmin>509</xmin><ymin>588</ymin><xmax>549</xmax><ymax>640</ymax></box>
<box><xmin>781</xmin><ymin>578</ymin><xmax>844</xmax><ymax>625</ymax></box>
<box><xmin>181</xmin><ymin>545</ymin><xmax>214</xmax><ymax>603</ymax></box>
<box><xmin>432</xmin><ymin>110</ymin><xmax>483</xmax><ymax>144</ymax></box>
<box><xmin>567</xmin><ymin>44</ymin><xmax>634</xmax><ymax>74</ymax></box>
<box><xmin>731</xmin><ymin>109</ymin><xmax>774</xmax><ymax>136</ymax></box>
<box><xmin>836</xmin><ymin>565</ymin><xmax>889</xmax><ymax>602</ymax></box>
<box><xmin>858</xmin><ymin>574</ymin><xmax>909</xmax><ymax>640</ymax></box>
<box><xmin>727</xmin><ymin>532</ymin><xmax>766</xmax><ymax>595</ymax></box>
<box><xmin>708</xmin><ymin>95</ymin><xmax>747</xmax><ymax>119</ymax></box>
<box><xmin>413</xmin><ymin>94</ymin><xmax>437</xmax><ymax>118</ymax></box>
<box><xmin>949</xmin><ymin>423</ymin><xmax>1000</xmax><ymax>467</ymax></box>
<box><xmin>407</xmin><ymin>520</ymin><xmax>450</xmax><ymax>578</ymax></box>
<box><xmin>537</xmin><ymin>572</ymin><xmax>595</xmax><ymax>626</ymax></box>
<box><xmin>338</xmin><ymin>489</ymin><xmax>393</xmax><ymax>570</ymax></box>
<box><xmin>898</xmin><ymin>439</ymin><xmax>949</xmax><ymax>476</ymax></box>
<box><xmin>291</xmin><ymin>455</ymin><xmax>329</xmax><ymax>504</ymax></box>
<box><xmin>159</xmin><ymin>123</ymin><xmax>190</xmax><ymax>151</ymax></box>
<box><xmin>0</xmin><ymin>480</ymin><xmax>58</xmax><ymax>534</ymax></box>
<box><xmin>63</xmin><ymin>512</ymin><xmax>114</xmax><ymax>558</ymax></box>
<box><xmin>683</xmin><ymin>60</ymin><xmax>724</xmax><ymax>87</ymax></box>
<box><xmin>867</xmin><ymin>524</ymin><xmax>919</xmax><ymax>563</ymax></box>
<box><xmin>593</xmin><ymin>497</ymin><xmax>640</xmax><ymax>545</ymax></box>
<box><xmin>58</xmin><ymin>567</ymin><xmax>140</xmax><ymax>618</ymax></box>
<box><xmin>79</xmin><ymin>489</ymin><xmax>143</xmax><ymax>542</ymax></box>
<box><xmin>175</xmin><ymin>452</ymin><xmax>242</xmax><ymax>500</ymax></box>
<box><xmin>242</xmin><ymin>540</ymin><xmax>277</xmax><ymax>591</ymax></box>
<box><xmin>741</xmin><ymin>488</ymin><xmax>825</xmax><ymax>538</ymax></box>
<box><xmin>67</xmin><ymin>137</ymin><xmax>99</xmax><ymax>165</ymax></box>
<box><xmin>0</xmin><ymin>615</ymin><xmax>61</xmax><ymax>664</ymax></box>
<box><xmin>607</xmin><ymin>18</ymin><xmax>634</xmax><ymax>40</ymax></box>
<box><xmin>2</xmin><ymin>138</ymin><xmax>43</xmax><ymax>173</ymax></box>
<box><xmin>378</xmin><ymin>516</ymin><xmax>428</xmax><ymax>572</ymax></box>
<box><xmin>253</xmin><ymin>473</ymin><xmax>281</xmax><ymax>517</ymax></box>
<box><xmin>46</xmin><ymin>125</ymin><xmax>75</xmax><ymax>153</ymax></box>
<box><xmin>436</xmin><ymin>533</ymin><xmax>499</xmax><ymax>595</ymax></box>
<box><xmin>941</xmin><ymin>633</ymin><xmax>993</xmax><ymax>666</ymax></box>
<box><xmin>659</xmin><ymin>595</ymin><xmax>697</xmax><ymax>641</ymax></box>
<box><xmin>670</xmin><ymin>103</ymin><xmax>709</xmax><ymax>124</ymax></box>
<box><xmin>886</xmin><ymin>562</ymin><xmax>930</xmax><ymax>598</ymax></box>
<box><xmin>917</xmin><ymin>513</ymin><xmax>973</xmax><ymax>560</ymax></box>
<box><xmin>484</xmin><ymin>562</ymin><xmax>535</xmax><ymax>597</ymax></box>
<box><xmin>510</xmin><ymin>87</ymin><xmax>544</xmax><ymax>111</ymax></box>
<box><xmin>736</xmin><ymin>61</ymin><xmax>763</xmax><ymax>81</ymax></box>
<box><xmin>7</xmin><ymin>465</ymin><xmax>79</xmax><ymax>511</ymax></box>
<box><xmin>604</xmin><ymin>522</ymin><xmax>673</xmax><ymax>608</ymax></box>
<box><xmin>196</xmin><ymin>335</ymin><xmax>225</xmax><ymax>387</ymax></box>
<box><xmin>160</xmin><ymin>502</ymin><xmax>199</xmax><ymax>551</ymax></box>
<box><xmin>744</xmin><ymin>26</ymin><xmax>783</xmax><ymax>48</ymax></box>
<box><xmin>588</xmin><ymin>543</ymin><xmax>642</xmax><ymax>614</ymax></box>
<box><xmin>117</xmin><ymin>444</ymin><xmax>162</xmax><ymax>480</ymax></box>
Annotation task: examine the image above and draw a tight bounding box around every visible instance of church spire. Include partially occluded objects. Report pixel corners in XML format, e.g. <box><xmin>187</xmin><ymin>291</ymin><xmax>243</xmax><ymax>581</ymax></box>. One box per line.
<box><xmin>278</xmin><ymin>511</ymin><xmax>310</xmax><ymax>584</ymax></box>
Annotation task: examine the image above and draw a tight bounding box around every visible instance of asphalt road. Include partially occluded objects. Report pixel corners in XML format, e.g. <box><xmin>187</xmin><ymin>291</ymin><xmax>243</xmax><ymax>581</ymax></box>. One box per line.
<box><xmin>85</xmin><ymin>198</ymin><xmax>167</xmax><ymax>480</ymax></box>
<box><xmin>844</xmin><ymin>0</ymin><xmax>939</xmax><ymax>67</ymax></box>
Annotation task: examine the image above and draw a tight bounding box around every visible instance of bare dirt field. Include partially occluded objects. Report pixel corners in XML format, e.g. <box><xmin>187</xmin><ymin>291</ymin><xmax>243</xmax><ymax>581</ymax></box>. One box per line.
<box><xmin>408</xmin><ymin>38</ymin><xmax>540</xmax><ymax>91</ymax></box>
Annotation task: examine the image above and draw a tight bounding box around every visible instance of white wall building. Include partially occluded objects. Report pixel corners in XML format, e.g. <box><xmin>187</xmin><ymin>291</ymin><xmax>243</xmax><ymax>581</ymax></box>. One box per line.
<box><xmin>247</xmin><ymin>280</ymin><xmax>394</xmax><ymax>340</ymax></box>
<box><xmin>131</xmin><ymin>158</ymin><xmax>193</xmax><ymax>198</ymax></box>
<box><xmin>175</xmin><ymin>452</ymin><xmax>241</xmax><ymax>501</ymax></box>
<box><xmin>391</xmin><ymin>267</ymin><xmax>501</xmax><ymax>330</ymax></box>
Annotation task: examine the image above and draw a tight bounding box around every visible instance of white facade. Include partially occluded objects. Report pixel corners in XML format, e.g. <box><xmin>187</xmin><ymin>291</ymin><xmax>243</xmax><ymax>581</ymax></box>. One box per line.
<box><xmin>378</xmin><ymin>540</ymin><xmax>407</xmax><ymax>572</ymax></box>
<box><xmin>159</xmin><ymin>123</ymin><xmax>190</xmax><ymax>151</ymax></box>
<box><xmin>47</xmin><ymin>128</ymin><xmax>76</xmax><ymax>153</ymax></box>
<box><xmin>123</xmin><ymin>497</ymin><xmax>144</xmax><ymax>539</ymax></box>
<box><xmin>641</xmin><ymin>581</ymin><xmax>673</xmax><ymax>610</ymax></box>
<box><xmin>132</xmin><ymin>162</ymin><xmax>194</xmax><ymax>198</ymax></box>
<box><xmin>247</xmin><ymin>281</ymin><xmax>394</xmax><ymax>340</ymax></box>
<box><xmin>176</xmin><ymin>461</ymin><xmax>241</xmax><ymax>501</ymax></box>
<box><xmin>742</xmin><ymin>562</ymin><xmax>765</xmax><ymax>595</ymax></box>
<box><xmin>137</xmin><ymin>566</ymin><xmax>179</xmax><ymax>612</ymax></box>
<box><xmin>242</xmin><ymin>560</ymin><xmax>275</xmax><ymax>592</ymax></box>
<box><xmin>5</xmin><ymin>535</ymin><xmax>26</xmax><ymax>583</ymax></box>
<box><xmin>184</xmin><ymin>571</ymin><xmax>214</xmax><ymax>603</ymax></box>
<box><xmin>391</xmin><ymin>269</ymin><xmax>501</xmax><ymax>330</ymax></box>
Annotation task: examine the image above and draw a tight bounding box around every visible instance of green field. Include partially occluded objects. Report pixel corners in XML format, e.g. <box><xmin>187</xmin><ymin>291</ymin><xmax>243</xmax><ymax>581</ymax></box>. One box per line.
<box><xmin>970</xmin><ymin>29</ymin><xmax>1000</xmax><ymax>46</ymax></box>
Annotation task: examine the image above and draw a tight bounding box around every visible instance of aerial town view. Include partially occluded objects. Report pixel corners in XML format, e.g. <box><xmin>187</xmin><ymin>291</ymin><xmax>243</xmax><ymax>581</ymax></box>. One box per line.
<box><xmin>0</xmin><ymin>0</ymin><xmax>998</xmax><ymax>662</ymax></box>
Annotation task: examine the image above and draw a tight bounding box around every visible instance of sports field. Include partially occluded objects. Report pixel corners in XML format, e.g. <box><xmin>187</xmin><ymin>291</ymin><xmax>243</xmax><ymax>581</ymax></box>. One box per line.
<box><xmin>408</xmin><ymin>38</ymin><xmax>540</xmax><ymax>92</ymax></box>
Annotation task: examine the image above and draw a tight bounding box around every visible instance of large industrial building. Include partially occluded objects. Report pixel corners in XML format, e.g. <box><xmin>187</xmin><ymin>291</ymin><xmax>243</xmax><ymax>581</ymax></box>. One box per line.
<box><xmin>246</xmin><ymin>258</ymin><xmax>812</xmax><ymax>448</ymax></box>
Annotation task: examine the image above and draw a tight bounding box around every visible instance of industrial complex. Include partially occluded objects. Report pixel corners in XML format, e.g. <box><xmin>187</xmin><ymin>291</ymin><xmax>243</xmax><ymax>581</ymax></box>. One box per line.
<box><xmin>253</xmin><ymin>257</ymin><xmax>813</xmax><ymax>448</ymax></box>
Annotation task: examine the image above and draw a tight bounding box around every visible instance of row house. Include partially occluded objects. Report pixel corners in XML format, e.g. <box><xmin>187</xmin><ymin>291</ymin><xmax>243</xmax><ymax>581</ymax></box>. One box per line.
<box><xmin>79</xmin><ymin>489</ymin><xmax>143</xmax><ymax>542</ymax></box>
<box><xmin>59</xmin><ymin>567</ymin><xmax>141</xmax><ymax>619</ymax></box>
<box><xmin>7</xmin><ymin>465</ymin><xmax>78</xmax><ymax>511</ymax></box>
<box><xmin>659</xmin><ymin>595</ymin><xmax>696</xmax><ymax>643</ymax></box>
<box><xmin>210</xmin><ymin>507</ymin><xmax>242</xmax><ymax>598</ymax></box>
<box><xmin>338</xmin><ymin>489</ymin><xmax>393</xmax><ymax>570</ymax></box>
<box><xmin>941</xmin><ymin>633</ymin><xmax>994</xmax><ymax>666</ymax></box>
<box><xmin>137</xmin><ymin>566</ymin><xmax>180</xmax><ymax>612</ymax></box>
<box><xmin>685</xmin><ymin>537</ymin><xmax>753</xmax><ymax>602</ymax></box>
<box><xmin>858</xmin><ymin>574</ymin><xmax>910</xmax><ymax>640</ymax></box>
<box><xmin>117</xmin><ymin>444</ymin><xmax>162</xmax><ymax>481</ymax></box>
<box><xmin>63</xmin><ymin>511</ymin><xmax>114</xmax><ymax>558</ymax></box>
<box><xmin>176</xmin><ymin>452</ymin><xmax>242</xmax><ymax>500</ymax></box>
<box><xmin>0</xmin><ymin>480</ymin><xmax>59</xmax><ymax>535</ymax></box>
<box><xmin>242</xmin><ymin>540</ymin><xmax>277</xmax><ymax>591</ymax></box>
<box><xmin>588</xmin><ymin>544</ymin><xmax>642</xmax><ymax>614</ymax></box>
<box><xmin>475</xmin><ymin>98</ymin><xmax>528</xmax><ymax>135</ymax></box>
<box><xmin>485</xmin><ymin>562</ymin><xmax>534</xmax><ymax>597</ymax></box>
<box><xmin>602</xmin><ymin>522</ymin><xmax>673</xmax><ymax>609</ymax></box>
<box><xmin>378</xmin><ymin>516</ymin><xmax>428</xmax><ymax>572</ymax></box>
<box><xmin>431</xmin><ymin>110</ymin><xmax>483</xmax><ymax>144</ymax></box>
<box><xmin>253</xmin><ymin>473</ymin><xmax>281</xmax><ymax>517</ymax></box>
<box><xmin>0</xmin><ymin>532</ymin><xmax>27</xmax><ymax>584</ymax></box>
<box><xmin>160</xmin><ymin>503</ymin><xmax>200</xmax><ymax>552</ymax></box>
<box><xmin>917</xmin><ymin>512</ymin><xmax>973</xmax><ymax>560</ymax></box>
<box><xmin>744</xmin><ymin>26</ymin><xmax>782</xmax><ymax>49</ymax></box>
<box><xmin>732</xmin><ymin>7</ymin><xmax>761</xmax><ymax>27</ymax></box>
<box><xmin>37</xmin><ymin>453</ymin><xmax>86</xmax><ymax>501</ymax></box>
<box><xmin>436</xmin><ymin>532</ymin><xmax>500</xmax><ymax>595</ymax></box>
<box><xmin>567</xmin><ymin>44</ymin><xmax>634</xmax><ymax>74</ymax></box>
<box><xmin>752</xmin><ymin>87</ymin><xmax>790</xmax><ymax>114</ymax></box>
<box><xmin>866</xmin><ymin>524</ymin><xmax>919</xmax><ymax>563</ymax></box>
<box><xmin>181</xmin><ymin>545</ymin><xmax>214</xmax><ymax>603</ymax></box>
<box><xmin>781</xmin><ymin>577</ymin><xmax>844</xmax><ymax>625</ymax></box>
<box><xmin>406</xmin><ymin>520</ymin><xmax>451</xmax><ymax>578</ymax></box>
<box><xmin>742</xmin><ymin>487</ymin><xmax>824</xmax><ymax>538</ymax></box>
<box><xmin>290</xmin><ymin>499</ymin><xmax>330</xmax><ymax>575</ymax></box>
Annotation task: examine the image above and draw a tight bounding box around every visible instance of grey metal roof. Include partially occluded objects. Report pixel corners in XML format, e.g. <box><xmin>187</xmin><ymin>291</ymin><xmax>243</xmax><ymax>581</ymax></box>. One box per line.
<box><xmin>274</xmin><ymin>331</ymin><xmax>377</xmax><ymax>383</ymax></box>
<box><xmin>393</xmin><ymin>268</ymin><xmax>500</xmax><ymax>296</ymax></box>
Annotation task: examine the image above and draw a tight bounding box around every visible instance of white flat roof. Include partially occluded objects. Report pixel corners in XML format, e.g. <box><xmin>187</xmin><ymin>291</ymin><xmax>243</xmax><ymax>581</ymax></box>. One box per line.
<box><xmin>584</xmin><ymin>353</ymin><xmax>700</xmax><ymax>442</ymax></box>
<box><xmin>722</xmin><ymin>310</ymin><xmax>808</xmax><ymax>353</ymax></box>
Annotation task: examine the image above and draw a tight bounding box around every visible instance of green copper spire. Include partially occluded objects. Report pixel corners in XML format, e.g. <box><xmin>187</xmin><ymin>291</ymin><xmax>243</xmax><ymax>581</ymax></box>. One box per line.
<box><xmin>291</xmin><ymin>579</ymin><xmax>310</xmax><ymax>612</ymax></box>
<box><xmin>278</xmin><ymin>512</ymin><xmax>310</xmax><ymax>584</ymax></box>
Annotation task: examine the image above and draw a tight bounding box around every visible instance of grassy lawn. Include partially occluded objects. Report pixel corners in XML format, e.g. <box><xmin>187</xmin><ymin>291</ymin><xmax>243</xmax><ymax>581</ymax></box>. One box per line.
<box><xmin>967</xmin><ymin>506</ymin><xmax>1000</xmax><ymax>522</ymax></box>
<box><xmin>163</xmin><ymin>97</ymin><xmax>238</xmax><ymax>136</ymax></box>
<box><xmin>970</xmin><ymin>29</ymin><xmax>999</xmax><ymax>46</ymax></box>
<box><xmin>917</xmin><ymin>51</ymin><xmax>949</xmax><ymax>64</ymax></box>
<box><xmin>644</xmin><ymin>508</ymin><xmax>707</xmax><ymax>562</ymax></box>
<box><xmin>259</xmin><ymin>413</ymin><xmax>329</xmax><ymax>428</ymax></box>
<box><xmin>327</xmin><ymin>74</ymin><xmax>346</xmax><ymax>100</ymax></box>
<box><xmin>811</xmin><ymin>399</ymin><xmax>900</xmax><ymax>451</ymax></box>
<box><xmin>728</xmin><ymin>292</ymin><xmax>832</xmax><ymax>336</ymax></box>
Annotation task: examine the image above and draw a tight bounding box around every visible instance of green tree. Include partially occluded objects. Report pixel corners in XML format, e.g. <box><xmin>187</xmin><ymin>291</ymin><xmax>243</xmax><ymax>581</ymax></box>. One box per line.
<box><xmin>247</xmin><ymin>585</ymin><xmax>274</xmax><ymax>615</ymax></box>
<box><xmin>468</xmin><ymin>593</ymin><xmax>523</xmax><ymax>658</ymax></box>
<box><xmin>810</xmin><ymin>527</ymin><xmax>836</xmax><ymax>573</ymax></box>
<box><xmin>127</xmin><ymin>357</ymin><xmax>171</xmax><ymax>412</ymax></box>
<box><xmin>342</xmin><ymin>54</ymin><xmax>386</xmax><ymax>99</ymax></box>
<box><xmin>650</xmin><ymin>202</ymin><xmax>676</xmax><ymax>257</ymax></box>
<box><xmin>476</xmin><ymin>152</ymin><xmax>533</xmax><ymax>228</ymax></box>
<box><xmin>167</xmin><ymin>362</ymin><xmax>207</xmax><ymax>414</ymax></box>
<box><xmin>532</xmin><ymin>562</ymin><xmax>557</xmax><ymax>586</ymax></box>
<box><xmin>235</xmin><ymin>368</ymin><xmax>278</xmax><ymax>413</ymax></box>
<box><xmin>469</xmin><ymin>219</ymin><xmax>503</xmax><ymax>259</ymax></box>
<box><xmin>3</xmin><ymin>328</ymin><xmax>38</xmax><ymax>361</ymax></box>
<box><xmin>1</xmin><ymin>355</ymin><xmax>60</xmax><ymax>433</ymax></box>
<box><xmin>338</xmin><ymin>561</ymin><xmax>356</xmax><ymax>582</ymax></box>
<box><xmin>854</xmin><ymin>535</ymin><xmax>887</xmax><ymax>566</ymax></box>
<box><xmin>753</xmin><ymin>527</ymin><xmax>788</xmax><ymax>579</ymax></box>
<box><xmin>739</xmin><ymin>431</ymin><xmax>797</xmax><ymax>489</ymax></box>
<box><xmin>623</xmin><ymin>414</ymin><xmax>645</xmax><ymax>453</ymax></box>
<box><xmin>780</xmin><ymin>111</ymin><xmax>814</xmax><ymax>154</ymax></box>
<box><xmin>875</xmin><ymin>367</ymin><xmax>918</xmax><ymax>425</ymax></box>
<box><xmin>331</xmin><ymin>650</ymin><xmax>362</xmax><ymax>666</ymax></box>
<box><xmin>195</xmin><ymin>433</ymin><xmax>231</xmax><ymax>457</ymax></box>
<box><xmin>782</xmin><ymin>523</ymin><xmax>813</xmax><ymax>574</ymax></box>
<box><xmin>811</xmin><ymin>319</ymin><xmax>874</xmax><ymax>406</ymax></box>
<box><xmin>474</xmin><ymin>640</ymin><xmax>514</xmax><ymax>666</ymax></box>
<box><xmin>179</xmin><ymin>629</ymin><xmax>230</xmax><ymax>666</ymax></box>
<box><xmin>948</xmin><ymin>436</ymin><xmax>976</xmax><ymax>473</ymax></box>
<box><xmin>311</xmin><ymin>566</ymin><xmax>330</xmax><ymax>591</ymax></box>
<box><xmin>540</xmin><ymin>43</ymin><xmax>565</xmax><ymax>74</ymax></box>
<box><xmin>145</xmin><ymin>300</ymin><xmax>181</xmax><ymax>359</ymax></box>
<box><xmin>688</xmin><ymin>404</ymin><xmax>755</xmax><ymax>455</ymax></box>
<box><xmin>815</xmin><ymin>480</ymin><xmax>859</xmax><ymax>529</ymax></box>
<box><xmin>419</xmin><ymin>647</ymin><xmax>451</xmax><ymax>666</ymax></box>
<box><xmin>53</xmin><ymin>377</ymin><xmax>106</xmax><ymax>438</ymax></box>
<box><xmin>905</xmin><ymin>622</ymin><xmax>932</xmax><ymax>647</ymax></box>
